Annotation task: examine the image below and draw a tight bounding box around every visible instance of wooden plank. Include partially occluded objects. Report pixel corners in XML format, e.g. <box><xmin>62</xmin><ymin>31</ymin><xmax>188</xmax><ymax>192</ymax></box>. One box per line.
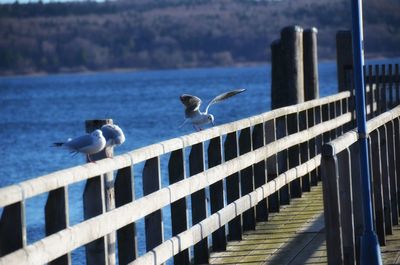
<box><xmin>379</xmin><ymin>125</ymin><xmax>393</xmax><ymax>235</ymax></box>
<box><xmin>322</xmin><ymin>103</ymin><xmax>330</xmax><ymax>143</ymax></box>
<box><xmin>321</xmin><ymin>147</ymin><xmax>344</xmax><ymax>265</ymax></box>
<box><xmin>388</xmin><ymin>64</ymin><xmax>394</xmax><ymax>108</ymax></box>
<box><xmin>287</xmin><ymin>112</ymin><xmax>302</xmax><ymax>198</ymax></box>
<box><xmin>276</xmin><ymin>116</ymin><xmax>290</xmax><ymax>204</ymax></box>
<box><xmin>239</xmin><ymin>127</ymin><xmax>256</xmax><ymax>231</ymax></box>
<box><xmin>45</xmin><ymin>187</ymin><xmax>71</xmax><ymax>265</ymax></box>
<box><xmin>369</xmin><ymin>130</ymin><xmax>386</xmax><ymax>245</ymax></box>
<box><xmin>306</xmin><ymin>108</ymin><xmax>317</xmax><ymax>187</ymax></box>
<box><xmin>224</xmin><ymin>132</ymin><xmax>242</xmax><ymax>241</ymax></box>
<box><xmin>143</xmin><ymin>157</ymin><xmax>164</xmax><ymax>252</ymax></box>
<box><xmin>168</xmin><ymin>149</ymin><xmax>190</xmax><ymax>265</ymax></box>
<box><xmin>189</xmin><ymin>143</ymin><xmax>209</xmax><ymax>264</ymax></box>
<box><xmin>252</xmin><ymin>123</ymin><xmax>268</xmax><ymax>221</ymax></box>
<box><xmin>395</xmin><ymin>64</ymin><xmax>400</xmax><ymax>104</ymax></box>
<box><xmin>115</xmin><ymin>166</ymin><xmax>137</xmax><ymax>264</ymax></box>
<box><xmin>337</xmin><ymin>150</ymin><xmax>355</xmax><ymax>265</ymax></box>
<box><xmin>382</xmin><ymin>64</ymin><xmax>387</xmax><ymax>112</ymax></box>
<box><xmin>349</xmin><ymin>143</ymin><xmax>364</xmax><ymax>263</ymax></box>
<box><xmin>375</xmin><ymin>65</ymin><xmax>382</xmax><ymax>115</ymax></box>
<box><xmin>367</xmin><ymin>65</ymin><xmax>375</xmax><ymax>119</ymax></box>
<box><xmin>0</xmin><ymin>202</ymin><xmax>25</xmax><ymax>257</ymax></box>
<box><xmin>208</xmin><ymin>137</ymin><xmax>227</xmax><ymax>252</ymax></box>
<box><xmin>386</xmin><ymin>121</ymin><xmax>399</xmax><ymax>226</ymax></box>
<box><xmin>265</xmin><ymin>119</ymin><xmax>280</xmax><ymax>212</ymax></box>
<box><xmin>394</xmin><ymin>118</ymin><xmax>400</xmax><ymax>214</ymax></box>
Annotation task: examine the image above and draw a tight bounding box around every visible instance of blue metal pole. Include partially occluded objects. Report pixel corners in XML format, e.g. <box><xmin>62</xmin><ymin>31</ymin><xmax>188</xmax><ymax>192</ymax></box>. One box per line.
<box><xmin>350</xmin><ymin>0</ymin><xmax>382</xmax><ymax>264</ymax></box>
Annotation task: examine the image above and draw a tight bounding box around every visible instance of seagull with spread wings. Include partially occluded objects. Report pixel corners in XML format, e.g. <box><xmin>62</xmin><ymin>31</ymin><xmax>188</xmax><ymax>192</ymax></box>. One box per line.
<box><xmin>179</xmin><ymin>88</ymin><xmax>246</xmax><ymax>131</ymax></box>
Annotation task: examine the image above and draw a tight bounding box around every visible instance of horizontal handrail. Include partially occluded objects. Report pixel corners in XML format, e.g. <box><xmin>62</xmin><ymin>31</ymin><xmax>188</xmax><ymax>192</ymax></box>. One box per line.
<box><xmin>131</xmin><ymin>154</ymin><xmax>322</xmax><ymax>265</ymax></box>
<box><xmin>0</xmin><ymin>91</ymin><xmax>350</xmax><ymax>208</ymax></box>
<box><xmin>0</xmin><ymin>113</ymin><xmax>351</xmax><ymax>265</ymax></box>
<box><xmin>323</xmin><ymin>104</ymin><xmax>400</xmax><ymax>156</ymax></box>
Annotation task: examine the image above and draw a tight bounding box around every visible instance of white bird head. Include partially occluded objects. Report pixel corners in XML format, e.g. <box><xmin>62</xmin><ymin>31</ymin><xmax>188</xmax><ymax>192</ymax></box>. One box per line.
<box><xmin>91</xmin><ymin>129</ymin><xmax>104</xmax><ymax>139</ymax></box>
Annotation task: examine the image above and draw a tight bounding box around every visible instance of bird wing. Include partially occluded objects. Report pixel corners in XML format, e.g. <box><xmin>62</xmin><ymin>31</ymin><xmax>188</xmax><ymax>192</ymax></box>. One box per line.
<box><xmin>180</xmin><ymin>94</ymin><xmax>202</xmax><ymax>118</ymax></box>
<box><xmin>63</xmin><ymin>134</ymin><xmax>94</xmax><ymax>153</ymax></box>
<box><xmin>205</xmin><ymin>88</ymin><xmax>246</xmax><ymax>114</ymax></box>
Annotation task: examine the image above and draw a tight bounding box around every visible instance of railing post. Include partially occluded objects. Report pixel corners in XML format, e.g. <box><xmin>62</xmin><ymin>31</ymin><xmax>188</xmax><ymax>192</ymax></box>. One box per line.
<box><xmin>336</xmin><ymin>30</ymin><xmax>353</xmax><ymax>92</ymax></box>
<box><xmin>84</xmin><ymin>119</ymin><xmax>114</xmax><ymax>265</ymax></box>
<box><xmin>303</xmin><ymin>27</ymin><xmax>319</xmax><ymax>101</ymax></box>
<box><xmin>288</xmin><ymin>112</ymin><xmax>302</xmax><ymax>198</ymax></box>
<box><xmin>0</xmin><ymin>202</ymin><xmax>26</xmax><ymax>257</ymax></box>
<box><xmin>168</xmin><ymin>149</ymin><xmax>190</xmax><ymax>265</ymax></box>
<box><xmin>189</xmin><ymin>143</ymin><xmax>209</xmax><ymax>264</ymax></box>
<box><xmin>115</xmin><ymin>166</ymin><xmax>137</xmax><ymax>264</ymax></box>
<box><xmin>265</xmin><ymin>119</ymin><xmax>280</xmax><ymax>212</ymax></box>
<box><xmin>369</xmin><ymin>130</ymin><xmax>386</xmax><ymax>245</ymax></box>
<box><xmin>385</xmin><ymin>121</ymin><xmax>399</xmax><ymax>226</ymax></box>
<box><xmin>394</xmin><ymin>118</ymin><xmax>400</xmax><ymax>212</ymax></box>
<box><xmin>45</xmin><ymin>187</ymin><xmax>71</xmax><ymax>265</ymax></box>
<box><xmin>224</xmin><ymin>132</ymin><xmax>242</xmax><ymax>240</ymax></box>
<box><xmin>321</xmin><ymin>144</ymin><xmax>344</xmax><ymax>265</ymax></box>
<box><xmin>299</xmin><ymin>110</ymin><xmax>311</xmax><ymax>192</ymax></box>
<box><xmin>208</xmin><ymin>137</ymin><xmax>227</xmax><ymax>251</ymax></box>
<box><xmin>239</xmin><ymin>127</ymin><xmax>256</xmax><ymax>231</ymax></box>
<box><xmin>143</xmin><ymin>157</ymin><xmax>164</xmax><ymax>252</ymax></box>
<box><xmin>252</xmin><ymin>123</ymin><xmax>268</xmax><ymax>221</ymax></box>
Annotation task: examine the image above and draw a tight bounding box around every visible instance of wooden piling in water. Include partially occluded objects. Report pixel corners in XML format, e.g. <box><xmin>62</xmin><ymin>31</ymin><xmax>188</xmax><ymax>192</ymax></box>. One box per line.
<box><xmin>84</xmin><ymin>119</ymin><xmax>115</xmax><ymax>265</ymax></box>
<box><xmin>303</xmin><ymin>27</ymin><xmax>319</xmax><ymax>101</ymax></box>
<box><xmin>336</xmin><ymin>30</ymin><xmax>353</xmax><ymax>92</ymax></box>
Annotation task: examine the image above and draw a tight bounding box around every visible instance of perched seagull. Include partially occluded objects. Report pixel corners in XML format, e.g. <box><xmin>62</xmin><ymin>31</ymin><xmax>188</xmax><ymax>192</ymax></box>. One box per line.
<box><xmin>179</xmin><ymin>88</ymin><xmax>246</xmax><ymax>131</ymax></box>
<box><xmin>53</xmin><ymin>129</ymin><xmax>106</xmax><ymax>162</ymax></box>
<box><xmin>101</xmin><ymin>124</ymin><xmax>126</xmax><ymax>148</ymax></box>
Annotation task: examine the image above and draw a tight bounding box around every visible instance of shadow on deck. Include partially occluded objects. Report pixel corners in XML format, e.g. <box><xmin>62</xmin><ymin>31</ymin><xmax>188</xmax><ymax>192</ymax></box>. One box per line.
<box><xmin>209</xmin><ymin>185</ymin><xmax>400</xmax><ymax>265</ymax></box>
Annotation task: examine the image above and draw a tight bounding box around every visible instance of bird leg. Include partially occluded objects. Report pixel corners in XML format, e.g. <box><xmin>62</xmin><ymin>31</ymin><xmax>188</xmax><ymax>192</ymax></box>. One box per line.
<box><xmin>87</xmin><ymin>154</ymin><xmax>95</xmax><ymax>163</ymax></box>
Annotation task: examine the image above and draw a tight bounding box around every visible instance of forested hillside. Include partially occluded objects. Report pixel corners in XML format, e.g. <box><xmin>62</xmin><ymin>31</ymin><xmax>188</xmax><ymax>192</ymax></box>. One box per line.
<box><xmin>0</xmin><ymin>0</ymin><xmax>399</xmax><ymax>75</ymax></box>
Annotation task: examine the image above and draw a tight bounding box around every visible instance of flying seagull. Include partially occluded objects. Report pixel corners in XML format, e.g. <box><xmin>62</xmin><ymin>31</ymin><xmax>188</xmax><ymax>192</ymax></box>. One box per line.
<box><xmin>53</xmin><ymin>129</ymin><xmax>106</xmax><ymax>162</ymax></box>
<box><xmin>179</xmin><ymin>88</ymin><xmax>246</xmax><ymax>131</ymax></box>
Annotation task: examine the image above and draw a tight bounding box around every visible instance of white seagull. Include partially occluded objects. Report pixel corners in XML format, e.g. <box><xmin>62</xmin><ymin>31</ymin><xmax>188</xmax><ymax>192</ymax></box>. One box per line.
<box><xmin>53</xmin><ymin>129</ymin><xmax>106</xmax><ymax>162</ymax></box>
<box><xmin>179</xmin><ymin>88</ymin><xmax>246</xmax><ymax>131</ymax></box>
<box><xmin>101</xmin><ymin>124</ymin><xmax>126</xmax><ymax>148</ymax></box>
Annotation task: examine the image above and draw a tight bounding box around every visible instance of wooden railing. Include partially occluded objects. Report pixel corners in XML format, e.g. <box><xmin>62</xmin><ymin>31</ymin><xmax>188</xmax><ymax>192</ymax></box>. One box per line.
<box><xmin>0</xmin><ymin>91</ymin><xmax>352</xmax><ymax>265</ymax></box>
<box><xmin>321</xmin><ymin>105</ymin><xmax>400</xmax><ymax>265</ymax></box>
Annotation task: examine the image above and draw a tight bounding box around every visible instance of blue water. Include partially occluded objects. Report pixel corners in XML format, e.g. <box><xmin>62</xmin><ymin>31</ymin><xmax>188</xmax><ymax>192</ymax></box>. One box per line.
<box><xmin>0</xmin><ymin>62</ymin><xmax>338</xmax><ymax>263</ymax></box>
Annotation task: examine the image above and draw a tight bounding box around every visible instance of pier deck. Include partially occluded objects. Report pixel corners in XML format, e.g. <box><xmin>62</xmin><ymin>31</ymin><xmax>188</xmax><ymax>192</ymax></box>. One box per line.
<box><xmin>209</xmin><ymin>185</ymin><xmax>400</xmax><ymax>265</ymax></box>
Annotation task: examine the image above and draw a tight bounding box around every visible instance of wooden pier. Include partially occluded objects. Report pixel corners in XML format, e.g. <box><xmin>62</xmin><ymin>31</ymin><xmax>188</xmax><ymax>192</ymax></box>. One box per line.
<box><xmin>1</xmin><ymin>27</ymin><xmax>400</xmax><ymax>265</ymax></box>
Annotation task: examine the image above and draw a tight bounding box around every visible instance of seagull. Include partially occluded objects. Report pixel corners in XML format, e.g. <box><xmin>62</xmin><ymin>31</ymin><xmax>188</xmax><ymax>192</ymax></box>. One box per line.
<box><xmin>179</xmin><ymin>88</ymin><xmax>246</xmax><ymax>131</ymax></box>
<box><xmin>53</xmin><ymin>129</ymin><xmax>106</xmax><ymax>162</ymax></box>
<box><xmin>101</xmin><ymin>124</ymin><xmax>126</xmax><ymax>148</ymax></box>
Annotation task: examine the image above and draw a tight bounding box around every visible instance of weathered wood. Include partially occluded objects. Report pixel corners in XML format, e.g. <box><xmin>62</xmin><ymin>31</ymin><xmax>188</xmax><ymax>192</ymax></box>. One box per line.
<box><xmin>386</xmin><ymin>121</ymin><xmax>399</xmax><ymax>226</ymax></box>
<box><xmin>378</xmin><ymin>125</ymin><xmax>393</xmax><ymax>235</ymax></box>
<box><xmin>0</xmin><ymin>202</ymin><xmax>25</xmax><ymax>257</ymax></box>
<box><xmin>388</xmin><ymin>64</ymin><xmax>394</xmax><ymax>108</ymax></box>
<box><xmin>307</xmin><ymin>108</ymin><xmax>318</xmax><ymax>186</ymax></box>
<box><xmin>299</xmin><ymin>110</ymin><xmax>310</xmax><ymax>192</ymax></box>
<box><xmin>375</xmin><ymin>65</ymin><xmax>382</xmax><ymax>115</ymax></box>
<box><xmin>224</xmin><ymin>132</ymin><xmax>242</xmax><ymax>241</ymax></box>
<box><xmin>84</xmin><ymin>119</ymin><xmax>113</xmax><ymax>265</ymax></box>
<box><xmin>382</xmin><ymin>65</ymin><xmax>387</xmax><ymax>112</ymax></box>
<box><xmin>239</xmin><ymin>127</ymin><xmax>256</xmax><ymax>231</ymax></box>
<box><xmin>280</xmin><ymin>25</ymin><xmax>304</xmax><ymax>104</ymax></box>
<box><xmin>367</xmin><ymin>65</ymin><xmax>375</xmax><ymax>119</ymax></box>
<box><xmin>265</xmin><ymin>119</ymin><xmax>280</xmax><ymax>212</ymax></box>
<box><xmin>143</xmin><ymin>157</ymin><xmax>164</xmax><ymax>252</ymax></box>
<box><xmin>115</xmin><ymin>166</ymin><xmax>137</xmax><ymax>265</ymax></box>
<box><xmin>208</xmin><ymin>137</ymin><xmax>227</xmax><ymax>252</ymax></box>
<box><xmin>276</xmin><ymin>116</ymin><xmax>290</xmax><ymax>204</ymax></box>
<box><xmin>321</xmin><ymin>146</ymin><xmax>344</xmax><ymax>265</ymax></box>
<box><xmin>336</xmin><ymin>30</ymin><xmax>353</xmax><ymax>92</ymax></box>
<box><xmin>395</xmin><ymin>64</ymin><xmax>399</xmax><ymax>104</ymax></box>
<box><xmin>45</xmin><ymin>187</ymin><xmax>71</xmax><ymax>265</ymax></box>
<box><xmin>168</xmin><ymin>149</ymin><xmax>190</xmax><ymax>265</ymax></box>
<box><xmin>252</xmin><ymin>123</ymin><xmax>268</xmax><ymax>221</ymax></box>
<box><xmin>322</xmin><ymin>104</ymin><xmax>330</xmax><ymax>143</ymax></box>
<box><xmin>369</xmin><ymin>130</ymin><xmax>386</xmax><ymax>245</ymax></box>
<box><xmin>287</xmin><ymin>113</ymin><xmax>302</xmax><ymax>198</ymax></box>
<box><xmin>394</xmin><ymin>118</ymin><xmax>400</xmax><ymax>213</ymax></box>
<box><xmin>337</xmin><ymin>150</ymin><xmax>355</xmax><ymax>264</ymax></box>
<box><xmin>189</xmin><ymin>143</ymin><xmax>209</xmax><ymax>264</ymax></box>
<box><xmin>303</xmin><ymin>27</ymin><xmax>319</xmax><ymax>101</ymax></box>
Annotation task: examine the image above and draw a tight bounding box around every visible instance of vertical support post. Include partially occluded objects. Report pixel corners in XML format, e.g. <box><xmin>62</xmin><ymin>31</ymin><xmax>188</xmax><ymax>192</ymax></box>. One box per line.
<box><xmin>224</xmin><ymin>132</ymin><xmax>242</xmax><ymax>240</ymax></box>
<box><xmin>303</xmin><ymin>27</ymin><xmax>319</xmax><ymax>101</ymax></box>
<box><xmin>299</xmin><ymin>110</ymin><xmax>311</xmax><ymax>192</ymax></box>
<box><xmin>265</xmin><ymin>119</ymin><xmax>280</xmax><ymax>212</ymax></box>
<box><xmin>287</xmin><ymin>112</ymin><xmax>302</xmax><ymax>198</ymax></box>
<box><xmin>0</xmin><ymin>202</ymin><xmax>26</xmax><ymax>257</ymax></box>
<box><xmin>115</xmin><ymin>166</ymin><xmax>137</xmax><ymax>264</ymax></box>
<box><xmin>189</xmin><ymin>143</ymin><xmax>209</xmax><ymax>264</ymax></box>
<box><xmin>45</xmin><ymin>187</ymin><xmax>71</xmax><ymax>265</ymax></box>
<box><xmin>239</xmin><ymin>127</ymin><xmax>256</xmax><ymax>231</ymax></box>
<box><xmin>143</xmin><ymin>157</ymin><xmax>163</xmax><ymax>251</ymax></box>
<box><xmin>386</xmin><ymin>121</ymin><xmax>399</xmax><ymax>225</ymax></box>
<box><xmin>84</xmin><ymin>119</ymin><xmax>114</xmax><ymax>265</ymax></box>
<box><xmin>321</xmin><ymin>144</ymin><xmax>344</xmax><ymax>265</ymax></box>
<box><xmin>252</xmin><ymin>123</ymin><xmax>268</xmax><ymax>221</ymax></box>
<box><xmin>208</xmin><ymin>137</ymin><xmax>227</xmax><ymax>251</ymax></box>
<box><xmin>336</xmin><ymin>30</ymin><xmax>353</xmax><ymax>92</ymax></box>
<box><xmin>168</xmin><ymin>149</ymin><xmax>190</xmax><ymax>265</ymax></box>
